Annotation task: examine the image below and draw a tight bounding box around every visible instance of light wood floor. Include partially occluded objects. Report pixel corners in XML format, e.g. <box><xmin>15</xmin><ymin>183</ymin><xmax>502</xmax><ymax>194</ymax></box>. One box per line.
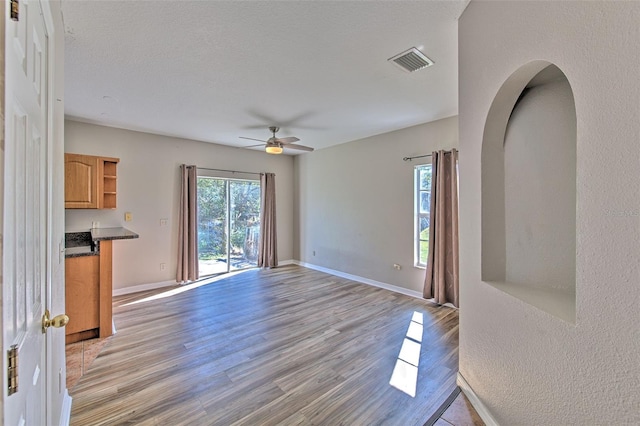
<box><xmin>69</xmin><ymin>265</ymin><xmax>459</xmax><ymax>425</ymax></box>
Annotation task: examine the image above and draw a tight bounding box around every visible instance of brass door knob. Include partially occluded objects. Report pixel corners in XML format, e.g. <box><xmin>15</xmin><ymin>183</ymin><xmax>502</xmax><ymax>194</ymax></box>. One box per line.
<box><xmin>42</xmin><ymin>309</ymin><xmax>69</xmax><ymax>333</ymax></box>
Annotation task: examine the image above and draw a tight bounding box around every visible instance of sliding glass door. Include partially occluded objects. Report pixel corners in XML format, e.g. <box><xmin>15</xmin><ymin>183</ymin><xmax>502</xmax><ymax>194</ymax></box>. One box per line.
<box><xmin>197</xmin><ymin>177</ymin><xmax>260</xmax><ymax>276</ymax></box>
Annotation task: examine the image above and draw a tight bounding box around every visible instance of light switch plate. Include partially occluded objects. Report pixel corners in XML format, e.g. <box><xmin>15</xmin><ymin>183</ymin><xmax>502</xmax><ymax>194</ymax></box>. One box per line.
<box><xmin>124</xmin><ymin>212</ymin><xmax>132</xmax><ymax>222</ymax></box>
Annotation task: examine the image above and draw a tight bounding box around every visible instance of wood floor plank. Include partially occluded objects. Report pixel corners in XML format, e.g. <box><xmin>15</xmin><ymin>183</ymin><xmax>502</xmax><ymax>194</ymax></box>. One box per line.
<box><xmin>70</xmin><ymin>265</ymin><xmax>458</xmax><ymax>425</ymax></box>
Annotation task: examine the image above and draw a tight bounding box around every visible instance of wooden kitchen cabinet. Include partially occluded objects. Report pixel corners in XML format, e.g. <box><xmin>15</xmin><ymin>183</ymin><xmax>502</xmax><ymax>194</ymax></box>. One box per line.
<box><xmin>65</xmin><ymin>255</ymin><xmax>100</xmax><ymax>343</ymax></box>
<box><xmin>101</xmin><ymin>159</ymin><xmax>118</xmax><ymax>209</ymax></box>
<box><xmin>65</xmin><ymin>153</ymin><xmax>119</xmax><ymax>209</ymax></box>
<box><xmin>64</xmin><ymin>228</ymin><xmax>137</xmax><ymax>344</ymax></box>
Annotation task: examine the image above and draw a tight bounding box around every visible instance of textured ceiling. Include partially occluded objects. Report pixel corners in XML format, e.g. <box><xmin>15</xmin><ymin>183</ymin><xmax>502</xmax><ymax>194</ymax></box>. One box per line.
<box><xmin>62</xmin><ymin>1</ymin><xmax>468</xmax><ymax>153</ymax></box>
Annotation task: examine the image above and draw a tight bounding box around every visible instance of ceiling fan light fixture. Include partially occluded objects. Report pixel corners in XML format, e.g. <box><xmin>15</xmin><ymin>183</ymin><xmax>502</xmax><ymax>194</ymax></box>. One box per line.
<box><xmin>240</xmin><ymin>127</ymin><xmax>311</xmax><ymax>154</ymax></box>
<box><xmin>265</xmin><ymin>144</ymin><xmax>283</xmax><ymax>154</ymax></box>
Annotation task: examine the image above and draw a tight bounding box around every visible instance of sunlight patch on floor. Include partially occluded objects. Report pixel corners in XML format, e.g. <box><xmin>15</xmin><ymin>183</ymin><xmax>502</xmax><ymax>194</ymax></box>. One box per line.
<box><xmin>389</xmin><ymin>311</ymin><xmax>424</xmax><ymax>397</ymax></box>
<box><xmin>122</xmin><ymin>268</ymin><xmax>256</xmax><ymax>306</ymax></box>
<box><xmin>398</xmin><ymin>338</ymin><xmax>421</xmax><ymax>366</ymax></box>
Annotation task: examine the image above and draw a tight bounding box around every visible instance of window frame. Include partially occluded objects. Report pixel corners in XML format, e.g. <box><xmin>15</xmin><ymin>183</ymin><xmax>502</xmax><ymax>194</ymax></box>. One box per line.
<box><xmin>414</xmin><ymin>164</ymin><xmax>432</xmax><ymax>268</ymax></box>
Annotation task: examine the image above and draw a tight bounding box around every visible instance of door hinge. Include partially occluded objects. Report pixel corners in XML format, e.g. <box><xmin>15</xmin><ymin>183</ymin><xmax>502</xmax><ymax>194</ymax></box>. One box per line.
<box><xmin>10</xmin><ymin>0</ymin><xmax>19</xmax><ymax>21</ymax></box>
<box><xmin>7</xmin><ymin>345</ymin><xmax>18</xmax><ymax>395</ymax></box>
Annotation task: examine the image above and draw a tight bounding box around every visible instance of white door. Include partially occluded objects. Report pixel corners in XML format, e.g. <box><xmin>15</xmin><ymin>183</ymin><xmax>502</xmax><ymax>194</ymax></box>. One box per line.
<box><xmin>4</xmin><ymin>0</ymin><xmax>51</xmax><ymax>424</ymax></box>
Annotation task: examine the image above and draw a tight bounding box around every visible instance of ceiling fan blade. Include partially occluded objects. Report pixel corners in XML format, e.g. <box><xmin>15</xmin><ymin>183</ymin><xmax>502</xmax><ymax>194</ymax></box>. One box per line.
<box><xmin>284</xmin><ymin>144</ymin><xmax>314</xmax><ymax>152</ymax></box>
<box><xmin>239</xmin><ymin>136</ymin><xmax>267</xmax><ymax>143</ymax></box>
<box><xmin>276</xmin><ymin>137</ymin><xmax>300</xmax><ymax>144</ymax></box>
<box><xmin>242</xmin><ymin>143</ymin><xmax>265</xmax><ymax>148</ymax></box>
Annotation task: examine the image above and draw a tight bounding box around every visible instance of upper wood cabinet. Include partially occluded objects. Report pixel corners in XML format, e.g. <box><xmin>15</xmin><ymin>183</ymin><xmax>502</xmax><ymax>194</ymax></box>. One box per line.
<box><xmin>65</xmin><ymin>153</ymin><xmax>120</xmax><ymax>209</ymax></box>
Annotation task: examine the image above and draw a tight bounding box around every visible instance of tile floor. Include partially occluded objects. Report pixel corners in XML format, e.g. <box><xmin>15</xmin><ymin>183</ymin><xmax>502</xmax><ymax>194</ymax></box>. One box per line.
<box><xmin>66</xmin><ymin>337</ymin><xmax>112</xmax><ymax>390</ymax></box>
<box><xmin>436</xmin><ymin>391</ymin><xmax>485</xmax><ymax>426</ymax></box>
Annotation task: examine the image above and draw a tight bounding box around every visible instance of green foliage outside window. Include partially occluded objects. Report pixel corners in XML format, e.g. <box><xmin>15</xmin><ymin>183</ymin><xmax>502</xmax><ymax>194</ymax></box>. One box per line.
<box><xmin>197</xmin><ymin>178</ymin><xmax>260</xmax><ymax>261</ymax></box>
<box><xmin>416</xmin><ymin>165</ymin><xmax>432</xmax><ymax>266</ymax></box>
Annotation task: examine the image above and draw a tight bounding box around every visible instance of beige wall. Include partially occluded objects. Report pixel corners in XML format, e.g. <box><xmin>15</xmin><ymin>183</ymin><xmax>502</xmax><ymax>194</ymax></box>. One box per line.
<box><xmin>294</xmin><ymin>116</ymin><xmax>458</xmax><ymax>294</ymax></box>
<box><xmin>459</xmin><ymin>1</ymin><xmax>640</xmax><ymax>424</ymax></box>
<box><xmin>65</xmin><ymin>121</ymin><xmax>295</xmax><ymax>291</ymax></box>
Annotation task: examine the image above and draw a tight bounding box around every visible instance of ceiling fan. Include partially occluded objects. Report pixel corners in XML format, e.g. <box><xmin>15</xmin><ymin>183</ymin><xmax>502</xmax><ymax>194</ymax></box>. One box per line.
<box><xmin>240</xmin><ymin>126</ymin><xmax>314</xmax><ymax>154</ymax></box>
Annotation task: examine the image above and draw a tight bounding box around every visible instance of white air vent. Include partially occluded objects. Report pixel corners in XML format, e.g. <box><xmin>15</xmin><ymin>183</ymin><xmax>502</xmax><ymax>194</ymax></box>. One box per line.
<box><xmin>388</xmin><ymin>47</ymin><xmax>434</xmax><ymax>73</ymax></box>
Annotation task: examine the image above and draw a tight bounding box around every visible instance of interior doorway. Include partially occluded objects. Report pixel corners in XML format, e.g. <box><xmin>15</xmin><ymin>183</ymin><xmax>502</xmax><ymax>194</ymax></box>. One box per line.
<box><xmin>197</xmin><ymin>177</ymin><xmax>260</xmax><ymax>276</ymax></box>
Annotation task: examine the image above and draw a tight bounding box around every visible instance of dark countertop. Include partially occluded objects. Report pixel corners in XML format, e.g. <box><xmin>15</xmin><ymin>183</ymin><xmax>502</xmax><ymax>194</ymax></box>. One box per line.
<box><xmin>65</xmin><ymin>246</ymin><xmax>99</xmax><ymax>258</ymax></box>
<box><xmin>90</xmin><ymin>227</ymin><xmax>139</xmax><ymax>241</ymax></box>
<box><xmin>66</xmin><ymin>231</ymin><xmax>93</xmax><ymax>248</ymax></box>
<box><xmin>65</xmin><ymin>227</ymin><xmax>139</xmax><ymax>258</ymax></box>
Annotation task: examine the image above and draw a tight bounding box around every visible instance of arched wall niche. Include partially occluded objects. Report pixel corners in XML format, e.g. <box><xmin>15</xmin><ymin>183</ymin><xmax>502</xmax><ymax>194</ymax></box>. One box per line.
<box><xmin>481</xmin><ymin>61</ymin><xmax>577</xmax><ymax>323</ymax></box>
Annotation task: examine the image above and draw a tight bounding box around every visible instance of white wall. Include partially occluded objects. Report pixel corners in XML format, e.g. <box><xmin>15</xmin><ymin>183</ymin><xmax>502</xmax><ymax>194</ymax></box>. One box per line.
<box><xmin>47</xmin><ymin>1</ymin><xmax>68</xmax><ymax>423</ymax></box>
<box><xmin>1</xmin><ymin>4</ymin><xmax>5</xmax><ymax>421</ymax></box>
<box><xmin>459</xmin><ymin>1</ymin><xmax>640</xmax><ymax>424</ymax></box>
<box><xmin>504</xmin><ymin>76</ymin><xmax>576</xmax><ymax>292</ymax></box>
<box><xmin>65</xmin><ymin>121</ymin><xmax>295</xmax><ymax>291</ymax></box>
<box><xmin>294</xmin><ymin>116</ymin><xmax>458</xmax><ymax>294</ymax></box>
<box><xmin>2</xmin><ymin>2</ymin><xmax>67</xmax><ymax>423</ymax></box>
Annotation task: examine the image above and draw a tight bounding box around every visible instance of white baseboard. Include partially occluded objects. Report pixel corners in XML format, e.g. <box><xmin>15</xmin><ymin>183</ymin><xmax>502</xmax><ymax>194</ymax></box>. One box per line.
<box><xmin>112</xmin><ymin>261</ymin><xmax>297</xmax><ymax>296</ymax></box>
<box><xmin>292</xmin><ymin>260</ymin><xmax>424</xmax><ymax>300</ymax></box>
<box><xmin>457</xmin><ymin>372</ymin><xmax>499</xmax><ymax>426</ymax></box>
<box><xmin>111</xmin><ymin>259</ymin><xmax>408</xmax><ymax>298</ymax></box>
<box><xmin>59</xmin><ymin>389</ymin><xmax>72</xmax><ymax>426</ymax></box>
<box><xmin>112</xmin><ymin>280</ymin><xmax>177</xmax><ymax>296</ymax></box>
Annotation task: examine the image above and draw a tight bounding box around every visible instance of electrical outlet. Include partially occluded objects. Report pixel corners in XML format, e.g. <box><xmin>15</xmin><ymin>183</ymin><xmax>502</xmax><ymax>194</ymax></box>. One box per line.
<box><xmin>393</xmin><ymin>263</ymin><xmax>402</xmax><ymax>270</ymax></box>
<box><xmin>160</xmin><ymin>263</ymin><xmax>166</xmax><ymax>271</ymax></box>
<box><xmin>124</xmin><ymin>212</ymin><xmax>132</xmax><ymax>222</ymax></box>
<box><xmin>160</xmin><ymin>218</ymin><xmax>168</xmax><ymax>227</ymax></box>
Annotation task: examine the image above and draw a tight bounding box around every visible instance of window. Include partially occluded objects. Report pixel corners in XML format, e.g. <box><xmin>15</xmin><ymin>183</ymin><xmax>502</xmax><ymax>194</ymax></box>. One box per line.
<box><xmin>414</xmin><ymin>164</ymin><xmax>432</xmax><ymax>267</ymax></box>
<box><xmin>197</xmin><ymin>177</ymin><xmax>261</xmax><ymax>276</ymax></box>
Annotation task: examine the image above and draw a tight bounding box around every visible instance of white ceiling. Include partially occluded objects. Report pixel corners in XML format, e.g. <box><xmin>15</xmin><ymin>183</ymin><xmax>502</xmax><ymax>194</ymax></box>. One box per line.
<box><xmin>62</xmin><ymin>1</ymin><xmax>468</xmax><ymax>153</ymax></box>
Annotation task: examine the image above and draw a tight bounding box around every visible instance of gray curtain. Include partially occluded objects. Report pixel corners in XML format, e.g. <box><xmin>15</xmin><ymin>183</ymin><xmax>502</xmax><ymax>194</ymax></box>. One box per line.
<box><xmin>177</xmin><ymin>164</ymin><xmax>199</xmax><ymax>283</ymax></box>
<box><xmin>258</xmin><ymin>172</ymin><xmax>278</xmax><ymax>268</ymax></box>
<box><xmin>423</xmin><ymin>149</ymin><xmax>459</xmax><ymax>307</ymax></box>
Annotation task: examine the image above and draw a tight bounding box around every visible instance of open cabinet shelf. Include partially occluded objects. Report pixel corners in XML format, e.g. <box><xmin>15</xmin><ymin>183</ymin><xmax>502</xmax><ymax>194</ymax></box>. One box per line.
<box><xmin>65</xmin><ymin>153</ymin><xmax>120</xmax><ymax>209</ymax></box>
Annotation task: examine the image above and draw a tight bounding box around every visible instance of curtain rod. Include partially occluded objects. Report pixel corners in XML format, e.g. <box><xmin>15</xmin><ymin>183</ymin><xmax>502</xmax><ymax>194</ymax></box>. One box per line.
<box><xmin>196</xmin><ymin>167</ymin><xmax>263</xmax><ymax>176</ymax></box>
<box><xmin>403</xmin><ymin>149</ymin><xmax>457</xmax><ymax>162</ymax></box>
<box><xmin>403</xmin><ymin>154</ymin><xmax>432</xmax><ymax>162</ymax></box>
